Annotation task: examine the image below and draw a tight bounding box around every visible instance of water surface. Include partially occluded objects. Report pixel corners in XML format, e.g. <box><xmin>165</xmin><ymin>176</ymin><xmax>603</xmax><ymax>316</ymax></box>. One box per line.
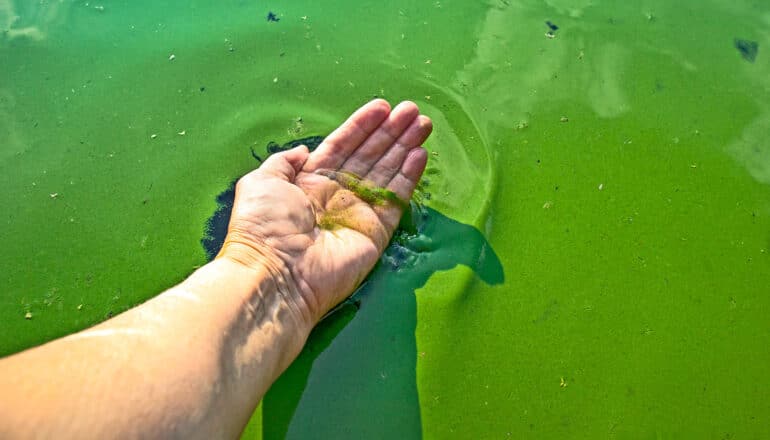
<box><xmin>1</xmin><ymin>0</ymin><xmax>769</xmax><ymax>438</ymax></box>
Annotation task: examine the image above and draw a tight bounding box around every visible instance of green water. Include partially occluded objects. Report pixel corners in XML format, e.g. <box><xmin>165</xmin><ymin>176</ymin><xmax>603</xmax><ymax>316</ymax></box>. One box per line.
<box><xmin>1</xmin><ymin>0</ymin><xmax>769</xmax><ymax>438</ymax></box>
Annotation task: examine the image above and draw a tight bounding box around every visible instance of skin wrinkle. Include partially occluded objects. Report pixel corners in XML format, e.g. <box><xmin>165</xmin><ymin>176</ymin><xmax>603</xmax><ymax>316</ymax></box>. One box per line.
<box><xmin>226</xmin><ymin>269</ymin><xmax>307</xmax><ymax>380</ymax></box>
<box><xmin>220</xmin><ymin>235</ymin><xmax>315</xmax><ymax>327</ymax></box>
<box><xmin>368</xmin><ymin>144</ymin><xmax>410</xmax><ymax>184</ymax></box>
<box><xmin>222</xmin><ymin>216</ymin><xmax>322</xmax><ymax>324</ymax></box>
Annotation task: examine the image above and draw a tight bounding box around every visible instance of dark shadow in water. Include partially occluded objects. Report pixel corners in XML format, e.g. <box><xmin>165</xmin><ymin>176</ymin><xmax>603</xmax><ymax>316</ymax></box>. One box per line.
<box><xmin>262</xmin><ymin>206</ymin><xmax>504</xmax><ymax>439</ymax></box>
<box><xmin>734</xmin><ymin>38</ymin><xmax>759</xmax><ymax>63</ymax></box>
<box><xmin>202</xmin><ymin>137</ymin><xmax>504</xmax><ymax>439</ymax></box>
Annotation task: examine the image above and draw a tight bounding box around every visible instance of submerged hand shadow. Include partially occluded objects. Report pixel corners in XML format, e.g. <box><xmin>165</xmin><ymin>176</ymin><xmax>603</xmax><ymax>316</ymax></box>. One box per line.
<box><xmin>261</xmin><ymin>206</ymin><xmax>504</xmax><ymax>440</ymax></box>
<box><xmin>201</xmin><ymin>136</ymin><xmax>504</xmax><ymax>439</ymax></box>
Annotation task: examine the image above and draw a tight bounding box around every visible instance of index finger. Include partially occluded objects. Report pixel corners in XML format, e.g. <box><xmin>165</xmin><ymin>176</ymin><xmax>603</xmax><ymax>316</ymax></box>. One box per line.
<box><xmin>303</xmin><ymin>99</ymin><xmax>391</xmax><ymax>172</ymax></box>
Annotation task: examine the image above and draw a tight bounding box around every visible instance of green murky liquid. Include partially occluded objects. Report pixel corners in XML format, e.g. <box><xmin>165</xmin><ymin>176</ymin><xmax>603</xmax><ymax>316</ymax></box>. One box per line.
<box><xmin>1</xmin><ymin>0</ymin><xmax>768</xmax><ymax>438</ymax></box>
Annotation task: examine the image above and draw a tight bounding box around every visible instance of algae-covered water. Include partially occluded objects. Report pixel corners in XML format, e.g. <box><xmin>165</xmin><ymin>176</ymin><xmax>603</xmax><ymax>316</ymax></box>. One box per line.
<box><xmin>1</xmin><ymin>0</ymin><xmax>769</xmax><ymax>438</ymax></box>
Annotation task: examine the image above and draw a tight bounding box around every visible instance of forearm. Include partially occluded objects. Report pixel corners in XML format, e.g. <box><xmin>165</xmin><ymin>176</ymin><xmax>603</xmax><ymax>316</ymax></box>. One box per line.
<box><xmin>0</xmin><ymin>258</ymin><xmax>312</xmax><ymax>439</ymax></box>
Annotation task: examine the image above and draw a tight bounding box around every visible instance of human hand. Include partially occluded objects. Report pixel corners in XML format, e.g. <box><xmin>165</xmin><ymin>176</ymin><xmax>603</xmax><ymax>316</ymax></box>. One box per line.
<box><xmin>218</xmin><ymin>100</ymin><xmax>432</xmax><ymax>325</ymax></box>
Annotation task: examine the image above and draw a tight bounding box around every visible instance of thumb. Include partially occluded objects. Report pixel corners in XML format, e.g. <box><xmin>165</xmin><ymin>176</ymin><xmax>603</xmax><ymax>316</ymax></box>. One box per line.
<box><xmin>258</xmin><ymin>145</ymin><xmax>310</xmax><ymax>182</ymax></box>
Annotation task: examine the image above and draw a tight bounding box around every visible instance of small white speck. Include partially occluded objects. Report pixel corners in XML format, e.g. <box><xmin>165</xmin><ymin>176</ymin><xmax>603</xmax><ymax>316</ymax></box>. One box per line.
<box><xmin>598</xmin><ymin>183</ymin><xmax>604</xmax><ymax>190</ymax></box>
<box><xmin>25</xmin><ymin>312</ymin><xmax>32</xmax><ymax>320</ymax></box>
<box><xmin>150</xmin><ymin>134</ymin><xmax>158</xmax><ymax>139</ymax></box>
<box><xmin>177</xmin><ymin>130</ymin><xmax>186</xmax><ymax>136</ymax></box>
<box><xmin>273</xmin><ymin>77</ymin><xmax>278</xmax><ymax>83</ymax></box>
<box><xmin>49</xmin><ymin>193</ymin><xmax>58</xmax><ymax>199</ymax></box>
<box><xmin>168</xmin><ymin>54</ymin><xmax>176</xmax><ymax>61</ymax></box>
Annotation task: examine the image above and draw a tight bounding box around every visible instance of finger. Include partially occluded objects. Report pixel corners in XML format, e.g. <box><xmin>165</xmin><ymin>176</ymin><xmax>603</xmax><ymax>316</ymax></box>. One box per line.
<box><xmin>366</xmin><ymin>115</ymin><xmax>433</xmax><ymax>187</ymax></box>
<box><xmin>303</xmin><ymin>99</ymin><xmax>391</xmax><ymax>172</ymax></box>
<box><xmin>254</xmin><ymin>145</ymin><xmax>309</xmax><ymax>182</ymax></box>
<box><xmin>373</xmin><ymin>147</ymin><xmax>429</xmax><ymax>233</ymax></box>
<box><xmin>386</xmin><ymin>147</ymin><xmax>428</xmax><ymax>201</ymax></box>
<box><xmin>339</xmin><ymin>101</ymin><xmax>420</xmax><ymax>177</ymax></box>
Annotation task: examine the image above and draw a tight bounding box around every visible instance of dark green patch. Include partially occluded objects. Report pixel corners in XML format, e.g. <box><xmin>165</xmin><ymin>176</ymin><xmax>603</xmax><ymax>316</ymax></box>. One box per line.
<box><xmin>734</xmin><ymin>38</ymin><xmax>759</xmax><ymax>62</ymax></box>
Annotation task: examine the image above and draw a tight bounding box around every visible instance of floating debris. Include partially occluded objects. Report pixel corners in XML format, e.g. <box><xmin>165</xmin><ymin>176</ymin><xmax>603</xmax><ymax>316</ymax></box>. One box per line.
<box><xmin>734</xmin><ymin>39</ymin><xmax>758</xmax><ymax>63</ymax></box>
<box><xmin>545</xmin><ymin>20</ymin><xmax>559</xmax><ymax>39</ymax></box>
<box><xmin>598</xmin><ymin>183</ymin><xmax>604</xmax><ymax>191</ymax></box>
<box><xmin>49</xmin><ymin>193</ymin><xmax>58</xmax><ymax>199</ymax></box>
<box><xmin>177</xmin><ymin>130</ymin><xmax>186</xmax><ymax>136</ymax></box>
<box><xmin>543</xmin><ymin>201</ymin><xmax>553</xmax><ymax>209</ymax></box>
<box><xmin>560</xmin><ymin>116</ymin><xmax>569</xmax><ymax>123</ymax></box>
<box><xmin>546</xmin><ymin>21</ymin><xmax>558</xmax><ymax>32</ymax></box>
<box><xmin>168</xmin><ymin>54</ymin><xmax>176</xmax><ymax>61</ymax></box>
<box><xmin>560</xmin><ymin>377</ymin><xmax>567</xmax><ymax>388</ymax></box>
<box><xmin>150</xmin><ymin>134</ymin><xmax>158</xmax><ymax>139</ymax></box>
<box><xmin>25</xmin><ymin>311</ymin><xmax>32</xmax><ymax>320</ymax></box>
<box><xmin>267</xmin><ymin>11</ymin><xmax>280</xmax><ymax>22</ymax></box>
<box><xmin>287</xmin><ymin>117</ymin><xmax>305</xmax><ymax>137</ymax></box>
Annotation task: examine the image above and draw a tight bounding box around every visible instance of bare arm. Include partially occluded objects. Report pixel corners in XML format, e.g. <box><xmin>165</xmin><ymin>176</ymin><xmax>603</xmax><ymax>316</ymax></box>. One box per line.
<box><xmin>0</xmin><ymin>99</ymin><xmax>432</xmax><ymax>439</ymax></box>
<box><xmin>0</xmin><ymin>259</ymin><xmax>310</xmax><ymax>438</ymax></box>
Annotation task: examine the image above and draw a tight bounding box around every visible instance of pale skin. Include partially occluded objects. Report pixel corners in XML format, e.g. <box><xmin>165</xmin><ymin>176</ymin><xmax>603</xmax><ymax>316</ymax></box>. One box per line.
<box><xmin>0</xmin><ymin>99</ymin><xmax>433</xmax><ymax>439</ymax></box>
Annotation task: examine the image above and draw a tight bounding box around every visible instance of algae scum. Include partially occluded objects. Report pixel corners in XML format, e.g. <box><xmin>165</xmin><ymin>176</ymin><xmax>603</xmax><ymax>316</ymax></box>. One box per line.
<box><xmin>2</xmin><ymin>0</ymin><xmax>770</xmax><ymax>438</ymax></box>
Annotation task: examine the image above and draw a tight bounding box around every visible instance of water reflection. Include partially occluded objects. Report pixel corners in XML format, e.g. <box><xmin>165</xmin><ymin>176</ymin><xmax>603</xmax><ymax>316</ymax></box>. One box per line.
<box><xmin>451</xmin><ymin>0</ymin><xmax>640</xmax><ymax>127</ymax></box>
<box><xmin>0</xmin><ymin>0</ymin><xmax>70</xmax><ymax>42</ymax></box>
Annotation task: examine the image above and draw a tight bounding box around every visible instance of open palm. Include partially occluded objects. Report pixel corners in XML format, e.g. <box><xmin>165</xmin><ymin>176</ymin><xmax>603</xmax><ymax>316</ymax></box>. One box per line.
<box><xmin>219</xmin><ymin>100</ymin><xmax>432</xmax><ymax>323</ymax></box>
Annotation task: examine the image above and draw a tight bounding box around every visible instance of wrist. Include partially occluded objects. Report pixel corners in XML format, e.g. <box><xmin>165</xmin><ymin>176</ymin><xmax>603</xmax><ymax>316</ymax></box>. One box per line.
<box><xmin>214</xmin><ymin>241</ymin><xmax>317</xmax><ymax>331</ymax></box>
<box><xmin>178</xmin><ymin>257</ymin><xmax>314</xmax><ymax>385</ymax></box>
